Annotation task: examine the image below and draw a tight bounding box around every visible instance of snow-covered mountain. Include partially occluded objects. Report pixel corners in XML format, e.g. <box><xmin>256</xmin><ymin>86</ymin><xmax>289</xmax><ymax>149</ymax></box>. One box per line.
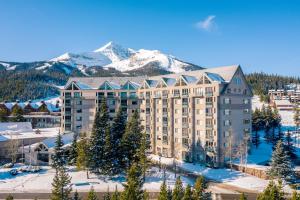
<box><xmin>50</xmin><ymin>41</ymin><xmax>202</xmax><ymax>74</ymax></box>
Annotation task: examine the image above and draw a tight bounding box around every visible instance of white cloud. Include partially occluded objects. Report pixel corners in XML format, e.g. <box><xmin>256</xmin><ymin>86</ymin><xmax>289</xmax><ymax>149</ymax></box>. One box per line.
<box><xmin>195</xmin><ymin>15</ymin><xmax>217</xmax><ymax>31</ymax></box>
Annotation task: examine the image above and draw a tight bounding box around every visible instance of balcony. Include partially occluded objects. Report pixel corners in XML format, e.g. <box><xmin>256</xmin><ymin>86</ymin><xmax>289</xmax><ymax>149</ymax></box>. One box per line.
<box><xmin>173</xmin><ymin>93</ymin><xmax>180</xmax><ymax>98</ymax></box>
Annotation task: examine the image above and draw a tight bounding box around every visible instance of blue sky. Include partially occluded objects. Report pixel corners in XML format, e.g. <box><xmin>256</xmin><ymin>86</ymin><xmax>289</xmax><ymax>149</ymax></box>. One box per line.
<box><xmin>0</xmin><ymin>0</ymin><xmax>299</xmax><ymax>75</ymax></box>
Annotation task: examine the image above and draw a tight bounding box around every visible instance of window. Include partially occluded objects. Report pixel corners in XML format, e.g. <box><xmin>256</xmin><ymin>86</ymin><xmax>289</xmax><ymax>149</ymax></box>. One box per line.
<box><xmin>182</xmin><ymin>89</ymin><xmax>189</xmax><ymax>96</ymax></box>
<box><xmin>195</xmin><ymin>88</ymin><xmax>204</xmax><ymax>96</ymax></box>
<box><xmin>224</xmin><ymin>109</ymin><xmax>231</xmax><ymax>115</ymax></box>
<box><xmin>224</xmin><ymin>120</ymin><xmax>231</xmax><ymax>126</ymax></box>
<box><xmin>243</xmin><ymin>119</ymin><xmax>250</xmax><ymax>124</ymax></box>
<box><xmin>74</xmin><ymin>92</ymin><xmax>81</xmax><ymax>98</ymax></box>
<box><xmin>243</xmin><ymin>99</ymin><xmax>250</xmax><ymax>104</ymax></box>
<box><xmin>76</xmin><ymin>109</ymin><xmax>82</xmax><ymax>113</ymax></box>
<box><xmin>76</xmin><ymin>116</ymin><xmax>82</xmax><ymax>121</ymax></box>
<box><xmin>132</xmin><ymin>101</ymin><xmax>138</xmax><ymax>105</ymax></box>
<box><xmin>244</xmin><ymin>109</ymin><xmax>250</xmax><ymax>114</ymax></box>
<box><xmin>182</xmin><ymin>138</ymin><xmax>189</xmax><ymax>146</ymax></box>
<box><xmin>224</xmin><ymin>98</ymin><xmax>231</xmax><ymax>104</ymax></box>
<box><xmin>76</xmin><ymin>100</ymin><xmax>82</xmax><ymax>105</ymax></box>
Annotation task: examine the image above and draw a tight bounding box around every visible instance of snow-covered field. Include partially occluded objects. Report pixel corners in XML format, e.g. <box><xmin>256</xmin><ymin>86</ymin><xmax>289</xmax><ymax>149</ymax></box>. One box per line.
<box><xmin>0</xmin><ymin>166</ymin><xmax>193</xmax><ymax>193</ymax></box>
<box><xmin>149</xmin><ymin>155</ymin><xmax>273</xmax><ymax>192</ymax></box>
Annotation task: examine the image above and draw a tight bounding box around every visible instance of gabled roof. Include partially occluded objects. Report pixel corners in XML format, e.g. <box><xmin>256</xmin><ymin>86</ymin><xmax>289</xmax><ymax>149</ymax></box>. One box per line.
<box><xmin>181</xmin><ymin>75</ymin><xmax>198</xmax><ymax>84</ymax></box>
<box><xmin>162</xmin><ymin>77</ymin><xmax>176</xmax><ymax>86</ymax></box>
<box><xmin>121</xmin><ymin>81</ymin><xmax>140</xmax><ymax>90</ymax></box>
<box><xmin>205</xmin><ymin>72</ymin><xmax>225</xmax><ymax>82</ymax></box>
<box><xmin>145</xmin><ymin>80</ymin><xmax>158</xmax><ymax>88</ymax></box>
<box><xmin>42</xmin><ymin>133</ymin><xmax>74</xmax><ymax>149</ymax></box>
<box><xmin>64</xmin><ymin>76</ymin><xmax>145</xmax><ymax>90</ymax></box>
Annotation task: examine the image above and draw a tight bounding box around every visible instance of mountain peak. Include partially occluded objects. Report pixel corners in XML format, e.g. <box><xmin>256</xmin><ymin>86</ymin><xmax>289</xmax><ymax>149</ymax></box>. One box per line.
<box><xmin>94</xmin><ymin>41</ymin><xmax>135</xmax><ymax>62</ymax></box>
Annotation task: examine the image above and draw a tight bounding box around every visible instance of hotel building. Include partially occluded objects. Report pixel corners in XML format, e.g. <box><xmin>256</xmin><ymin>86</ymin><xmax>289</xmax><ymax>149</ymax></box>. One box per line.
<box><xmin>60</xmin><ymin>65</ymin><xmax>252</xmax><ymax>166</ymax></box>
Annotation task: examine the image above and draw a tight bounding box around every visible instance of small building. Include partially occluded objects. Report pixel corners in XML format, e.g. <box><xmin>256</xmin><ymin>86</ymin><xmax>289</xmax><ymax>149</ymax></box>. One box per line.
<box><xmin>0</xmin><ymin>122</ymin><xmax>59</xmax><ymax>161</ymax></box>
<box><xmin>274</xmin><ymin>99</ymin><xmax>294</xmax><ymax>111</ymax></box>
<box><xmin>22</xmin><ymin>133</ymin><xmax>74</xmax><ymax>165</ymax></box>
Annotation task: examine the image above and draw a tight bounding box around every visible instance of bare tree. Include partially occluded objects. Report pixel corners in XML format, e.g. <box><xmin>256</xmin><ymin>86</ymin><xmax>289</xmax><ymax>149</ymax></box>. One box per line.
<box><xmin>8</xmin><ymin>138</ymin><xmax>20</xmax><ymax>163</ymax></box>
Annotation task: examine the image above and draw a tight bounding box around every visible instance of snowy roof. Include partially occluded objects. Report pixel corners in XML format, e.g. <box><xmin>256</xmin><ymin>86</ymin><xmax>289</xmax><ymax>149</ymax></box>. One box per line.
<box><xmin>274</xmin><ymin>99</ymin><xmax>293</xmax><ymax>106</ymax></box>
<box><xmin>75</xmin><ymin>81</ymin><xmax>93</xmax><ymax>90</ymax></box>
<box><xmin>42</xmin><ymin>132</ymin><xmax>74</xmax><ymax>149</ymax></box>
<box><xmin>65</xmin><ymin>76</ymin><xmax>145</xmax><ymax>90</ymax></box>
<box><xmin>205</xmin><ymin>72</ymin><xmax>225</xmax><ymax>82</ymax></box>
<box><xmin>0</xmin><ymin>122</ymin><xmax>33</xmax><ymax>137</ymax></box>
<box><xmin>64</xmin><ymin>65</ymin><xmax>241</xmax><ymax>90</ymax></box>
<box><xmin>162</xmin><ymin>77</ymin><xmax>176</xmax><ymax>86</ymax></box>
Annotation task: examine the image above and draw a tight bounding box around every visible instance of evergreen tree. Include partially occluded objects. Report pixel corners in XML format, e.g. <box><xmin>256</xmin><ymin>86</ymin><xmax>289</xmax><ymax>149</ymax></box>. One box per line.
<box><xmin>121</xmin><ymin>163</ymin><xmax>146</xmax><ymax>200</ymax></box>
<box><xmin>111</xmin><ymin>108</ymin><xmax>126</xmax><ymax>171</ymax></box>
<box><xmin>167</xmin><ymin>187</ymin><xmax>173</xmax><ymax>200</ymax></box>
<box><xmin>51</xmin><ymin>167</ymin><xmax>72</xmax><ymax>200</ymax></box>
<box><xmin>172</xmin><ymin>177</ymin><xmax>184</xmax><ymax>200</ymax></box>
<box><xmin>285</xmin><ymin>130</ymin><xmax>297</xmax><ymax>159</ymax></box>
<box><xmin>68</xmin><ymin>134</ymin><xmax>78</xmax><ymax>165</ymax></box>
<box><xmin>73</xmin><ymin>190</ymin><xmax>81</xmax><ymax>200</ymax></box>
<box><xmin>252</xmin><ymin>108</ymin><xmax>262</xmax><ymax>148</ymax></box>
<box><xmin>183</xmin><ymin>184</ymin><xmax>192</xmax><ymax>200</ymax></box>
<box><xmin>192</xmin><ymin>176</ymin><xmax>211</xmax><ymax>200</ymax></box>
<box><xmin>291</xmin><ymin>191</ymin><xmax>300</xmax><ymax>200</ymax></box>
<box><xmin>5</xmin><ymin>194</ymin><xmax>13</xmax><ymax>200</ymax></box>
<box><xmin>51</xmin><ymin>132</ymin><xmax>65</xmax><ymax>169</ymax></box>
<box><xmin>256</xmin><ymin>181</ymin><xmax>285</xmax><ymax>200</ymax></box>
<box><xmin>158</xmin><ymin>179</ymin><xmax>168</xmax><ymax>200</ymax></box>
<box><xmin>264</xmin><ymin>106</ymin><xmax>274</xmax><ymax>141</ymax></box>
<box><xmin>239</xmin><ymin>193</ymin><xmax>247</xmax><ymax>200</ymax></box>
<box><xmin>87</xmin><ymin>187</ymin><xmax>99</xmax><ymax>200</ymax></box>
<box><xmin>88</xmin><ymin>98</ymin><xmax>109</xmax><ymax>174</ymax></box>
<box><xmin>104</xmin><ymin>187</ymin><xmax>111</xmax><ymax>200</ymax></box>
<box><xmin>102</xmin><ymin>126</ymin><xmax>114</xmax><ymax>176</ymax></box>
<box><xmin>121</xmin><ymin>111</ymin><xmax>143</xmax><ymax>169</ymax></box>
<box><xmin>76</xmin><ymin>138</ymin><xmax>89</xmax><ymax>178</ymax></box>
<box><xmin>268</xmin><ymin>140</ymin><xmax>294</xmax><ymax>181</ymax></box>
<box><xmin>111</xmin><ymin>186</ymin><xmax>120</xmax><ymax>200</ymax></box>
<box><xmin>136</xmin><ymin>132</ymin><xmax>150</xmax><ymax>182</ymax></box>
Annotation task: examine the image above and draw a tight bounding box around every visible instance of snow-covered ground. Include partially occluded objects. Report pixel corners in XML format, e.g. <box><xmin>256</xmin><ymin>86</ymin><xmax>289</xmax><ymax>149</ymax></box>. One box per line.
<box><xmin>149</xmin><ymin>155</ymin><xmax>274</xmax><ymax>192</ymax></box>
<box><xmin>0</xmin><ymin>166</ymin><xmax>193</xmax><ymax>193</ymax></box>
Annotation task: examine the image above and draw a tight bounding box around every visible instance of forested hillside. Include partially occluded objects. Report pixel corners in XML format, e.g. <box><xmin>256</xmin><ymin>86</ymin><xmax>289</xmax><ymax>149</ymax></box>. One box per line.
<box><xmin>246</xmin><ymin>72</ymin><xmax>300</xmax><ymax>102</ymax></box>
<box><xmin>1</xmin><ymin>69</ymin><xmax>299</xmax><ymax>102</ymax></box>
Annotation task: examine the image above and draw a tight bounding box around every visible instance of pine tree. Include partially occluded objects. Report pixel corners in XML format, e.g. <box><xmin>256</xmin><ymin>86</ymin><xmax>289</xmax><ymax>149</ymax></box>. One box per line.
<box><xmin>252</xmin><ymin>108</ymin><xmax>262</xmax><ymax>148</ymax></box>
<box><xmin>121</xmin><ymin>111</ymin><xmax>143</xmax><ymax>169</ymax></box>
<box><xmin>5</xmin><ymin>194</ymin><xmax>13</xmax><ymax>200</ymax></box>
<box><xmin>291</xmin><ymin>191</ymin><xmax>300</xmax><ymax>200</ymax></box>
<box><xmin>172</xmin><ymin>177</ymin><xmax>184</xmax><ymax>200</ymax></box>
<box><xmin>192</xmin><ymin>176</ymin><xmax>210</xmax><ymax>200</ymax></box>
<box><xmin>87</xmin><ymin>187</ymin><xmax>98</xmax><ymax>200</ymax></box>
<box><xmin>68</xmin><ymin>134</ymin><xmax>78</xmax><ymax>165</ymax></box>
<box><xmin>285</xmin><ymin>130</ymin><xmax>297</xmax><ymax>159</ymax></box>
<box><xmin>136</xmin><ymin>132</ymin><xmax>150</xmax><ymax>182</ymax></box>
<box><xmin>256</xmin><ymin>181</ymin><xmax>285</xmax><ymax>200</ymax></box>
<box><xmin>51</xmin><ymin>167</ymin><xmax>72</xmax><ymax>200</ymax></box>
<box><xmin>73</xmin><ymin>190</ymin><xmax>81</xmax><ymax>200</ymax></box>
<box><xmin>111</xmin><ymin>186</ymin><xmax>120</xmax><ymax>200</ymax></box>
<box><xmin>76</xmin><ymin>138</ymin><xmax>89</xmax><ymax>176</ymax></box>
<box><xmin>102</xmin><ymin>126</ymin><xmax>114</xmax><ymax>176</ymax></box>
<box><xmin>183</xmin><ymin>184</ymin><xmax>192</xmax><ymax>200</ymax></box>
<box><xmin>88</xmin><ymin>98</ymin><xmax>109</xmax><ymax>174</ymax></box>
<box><xmin>239</xmin><ymin>193</ymin><xmax>247</xmax><ymax>200</ymax></box>
<box><xmin>167</xmin><ymin>187</ymin><xmax>173</xmax><ymax>200</ymax></box>
<box><xmin>104</xmin><ymin>187</ymin><xmax>111</xmax><ymax>200</ymax></box>
<box><xmin>158</xmin><ymin>180</ymin><xmax>168</xmax><ymax>200</ymax></box>
<box><xmin>51</xmin><ymin>132</ymin><xmax>65</xmax><ymax>169</ymax></box>
<box><xmin>111</xmin><ymin>108</ymin><xmax>126</xmax><ymax>171</ymax></box>
<box><xmin>268</xmin><ymin>140</ymin><xmax>294</xmax><ymax>181</ymax></box>
<box><xmin>121</xmin><ymin>163</ymin><xmax>146</xmax><ymax>200</ymax></box>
